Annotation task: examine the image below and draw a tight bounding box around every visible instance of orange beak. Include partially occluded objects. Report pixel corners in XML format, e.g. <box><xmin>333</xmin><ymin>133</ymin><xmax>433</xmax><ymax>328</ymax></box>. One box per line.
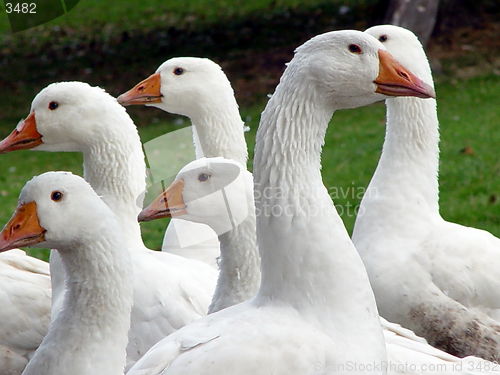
<box><xmin>0</xmin><ymin>112</ymin><xmax>43</xmax><ymax>154</ymax></box>
<box><xmin>375</xmin><ymin>50</ymin><xmax>436</xmax><ymax>99</ymax></box>
<box><xmin>138</xmin><ymin>179</ymin><xmax>187</xmax><ymax>222</ymax></box>
<box><xmin>0</xmin><ymin>201</ymin><xmax>46</xmax><ymax>252</ymax></box>
<box><xmin>117</xmin><ymin>72</ymin><xmax>163</xmax><ymax>106</ymax></box>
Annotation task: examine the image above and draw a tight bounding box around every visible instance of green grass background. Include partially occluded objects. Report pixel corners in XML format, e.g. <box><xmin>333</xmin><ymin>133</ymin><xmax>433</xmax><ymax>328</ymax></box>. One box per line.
<box><xmin>0</xmin><ymin>1</ymin><xmax>499</xmax><ymax>261</ymax></box>
<box><xmin>0</xmin><ymin>0</ymin><xmax>372</xmax><ymax>36</ymax></box>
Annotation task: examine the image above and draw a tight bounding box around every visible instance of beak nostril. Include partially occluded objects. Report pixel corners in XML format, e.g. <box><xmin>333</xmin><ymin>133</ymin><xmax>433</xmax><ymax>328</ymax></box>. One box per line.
<box><xmin>12</xmin><ymin>224</ymin><xmax>20</xmax><ymax>233</ymax></box>
<box><xmin>137</xmin><ymin>85</ymin><xmax>145</xmax><ymax>92</ymax></box>
<box><xmin>399</xmin><ymin>71</ymin><xmax>409</xmax><ymax>80</ymax></box>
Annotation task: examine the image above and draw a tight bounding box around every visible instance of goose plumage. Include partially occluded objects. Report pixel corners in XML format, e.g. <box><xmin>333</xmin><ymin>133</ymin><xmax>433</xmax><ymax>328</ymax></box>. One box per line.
<box><xmin>140</xmin><ymin>156</ymin><xmax>500</xmax><ymax>374</ymax></box>
<box><xmin>118</xmin><ymin>57</ymin><xmax>248</xmax><ymax>267</ymax></box>
<box><xmin>0</xmin><ymin>82</ymin><xmax>218</xmax><ymax>369</ymax></box>
<box><xmin>0</xmin><ymin>250</ymin><xmax>51</xmax><ymax>375</ymax></box>
<box><xmin>0</xmin><ymin>171</ymin><xmax>133</xmax><ymax>375</ymax></box>
<box><xmin>352</xmin><ymin>24</ymin><xmax>500</xmax><ymax>361</ymax></box>
<box><xmin>139</xmin><ymin>157</ymin><xmax>260</xmax><ymax>313</ymax></box>
<box><xmin>126</xmin><ymin>29</ymin><xmax>435</xmax><ymax>375</ymax></box>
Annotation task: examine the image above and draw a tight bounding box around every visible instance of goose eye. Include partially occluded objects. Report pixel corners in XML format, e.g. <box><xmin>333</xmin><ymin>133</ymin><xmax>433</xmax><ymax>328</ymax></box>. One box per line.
<box><xmin>51</xmin><ymin>191</ymin><xmax>63</xmax><ymax>201</ymax></box>
<box><xmin>348</xmin><ymin>44</ymin><xmax>362</xmax><ymax>54</ymax></box>
<box><xmin>48</xmin><ymin>102</ymin><xmax>59</xmax><ymax>110</ymax></box>
<box><xmin>173</xmin><ymin>68</ymin><xmax>184</xmax><ymax>76</ymax></box>
<box><xmin>198</xmin><ymin>173</ymin><xmax>209</xmax><ymax>182</ymax></box>
<box><xmin>379</xmin><ymin>35</ymin><xmax>388</xmax><ymax>43</ymax></box>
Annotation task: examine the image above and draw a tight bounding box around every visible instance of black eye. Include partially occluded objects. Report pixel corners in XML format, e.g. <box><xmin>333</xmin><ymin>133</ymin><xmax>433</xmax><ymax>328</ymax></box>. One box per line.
<box><xmin>379</xmin><ymin>35</ymin><xmax>388</xmax><ymax>43</ymax></box>
<box><xmin>173</xmin><ymin>68</ymin><xmax>184</xmax><ymax>76</ymax></box>
<box><xmin>348</xmin><ymin>44</ymin><xmax>362</xmax><ymax>53</ymax></box>
<box><xmin>48</xmin><ymin>102</ymin><xmax>58</xmax><ymax>110</ymax></box>
<box><xmin>51</xmin><ymin>191</ymin><xmax>63</xmax><ymax>201</ymax></box>
<box><xmin>198</xmin><ymin>173</ymin><xmax>209</xmax><ymax>182</ymax></box>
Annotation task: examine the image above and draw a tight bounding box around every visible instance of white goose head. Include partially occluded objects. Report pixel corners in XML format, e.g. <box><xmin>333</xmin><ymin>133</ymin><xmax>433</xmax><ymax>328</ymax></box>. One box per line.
<box><xmin>0</xmin><ymin>81</ymin><xmax>146</xmax><ymax>235</ymax></box>
<box><xmin>117</xmin><ymin>57</ymin><xmax>238</xmax><ymax>119</ymax></box>
<box><xmin>365</xmin><ymin>25</ymin><xmax>434</xmax><ymax>86</ymax></box>
<box><xmin>255</xmin><ymin>30</ymin><xmax>436</xmax><ymax>188</ymax></box>
<box><xmin>0</xmin><ymin>171</ymin><xmax>118</xmax><ymax>252</ymax></box>
<box><xmin>0</xmin><ymin>171</ymin><xmax>132</xmax><ymax>375</ymax></box>
<box><xmin>139</xmin><ymin>157</ymin><xmax>252</xmax><ymax>236</ymax></box>
<box><xmin>0</xmin><ymin>81</ymin><xmax>136</xmax><ymax>154</ymax></box>
<box><xmin>139</xmin><ymin>157</ymin><xmax>259</xmax><ymax>314</ymax></box>
<box><xmin>287</xmin><ymin>30</ymin><xmax>434</xmax><ymax>110</ymax></box>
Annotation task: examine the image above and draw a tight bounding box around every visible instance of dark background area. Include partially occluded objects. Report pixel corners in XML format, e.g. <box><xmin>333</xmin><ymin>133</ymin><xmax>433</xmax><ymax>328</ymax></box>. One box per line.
<box><xmin>1</xmin><ymin>0</ymin><xmax>500</xmax><ymax>127</ymax></box>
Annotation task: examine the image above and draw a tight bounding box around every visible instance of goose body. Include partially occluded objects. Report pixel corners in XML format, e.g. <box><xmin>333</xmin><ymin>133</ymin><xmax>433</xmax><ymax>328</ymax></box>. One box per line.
<box><xmin>139</xmin><ymin>157</ymin><xmax>500</xmax><ymax>374</ymax></box>
<box><xmin>352</xmin><ymin>25</ymin><xmax>500</xmax><ymax>361</ymax></box>
<box><xmin>381</xmin><ymin>317</ymin><xmax>500</xmax><ymax>374</ymax></box>
<box><xmin>118</xmin><ymin>58</ymin><xmax>248</xmax><ymax>267</ymax></box>
<box><xmin>0</xmin><ymin>83</ymin><xmax>218</xmax><ymax>369</ymax></box>
<box><xmin>139</xmin><ymin>157</ymin><xmax>260</xmax><ymax>313</ymax></box>
<box><xmin>126</xmin><ymin>29</ymin><xmax>435</xmax><ymax>375</ymax></box>
<box><xmin>0</xmin><ymin>172</ymin><xmax>133</xmax><ymax>375</ymax></box>
<box><xmin>0</xmin><ymin>250</ymin><xmax>51</xmax><ymax>375</ymax></box>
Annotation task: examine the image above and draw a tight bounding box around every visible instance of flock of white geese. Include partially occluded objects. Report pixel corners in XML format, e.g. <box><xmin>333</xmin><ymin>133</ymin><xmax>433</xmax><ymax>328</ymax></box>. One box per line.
<box><xmin>0</xmin><ymin>24</ymin><xmax>499</xmax><ymax>375</ymax></box>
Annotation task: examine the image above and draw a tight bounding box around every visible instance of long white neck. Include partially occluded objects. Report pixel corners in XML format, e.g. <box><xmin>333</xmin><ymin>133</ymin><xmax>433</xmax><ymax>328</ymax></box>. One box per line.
<box><xmin>190</xmin><ymin>98</ymin><xmax>248</xmax><ymax>168</ymax></box>
<box><xmin>354</xmin><ymin>39</ymin><xmax>441</xmax><ymax>231</ymax></box>
<box><xmin>253</xmin><ymin>65</ymin><xmax>383</xmax><ymax>345</ymax></box>
<box><xmin>353</xmin><ymin>95</ymin><xmax>440</xmax><ymax>244</ymax></box>
<box><xmin>25</xmin><ymin>227</ymin><xmax>133</xmax><ymax>375</ymax></box>
<box><xmin>208</xmin><ymin>206</ymin><xmax>260</xmax><ymax>314</ymax></box>
<box><xmin>82</xmin><ymin>116</ymin><xmax>147</xmax><ymax>250</ymax></box>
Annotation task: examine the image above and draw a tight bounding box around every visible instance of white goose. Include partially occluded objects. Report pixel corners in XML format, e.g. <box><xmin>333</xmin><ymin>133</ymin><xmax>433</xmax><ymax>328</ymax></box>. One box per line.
<box><xmin>352</xmin><ymin>24</ymin><xmax>500</xmax><ymax>361</ymax></box>
<box><xmin>0</xmin><ymin>83</ymin><xmax>218</xmax><ymax>369</ymax></box>
<box><xmin>0</xmin><ymin>249</ymin><xmax>51</xmax><ymax>375</ymax></box>
<box><xmin>126</xmin><ymin>30</ymin><xmax>435</xmax><ymax>375</ymax></box>
<box><xmin>139</xmin><ymin>158</ymin><xmax>500</xmax><ymax>374</ymax></box>
<box><xmin>139</xmin><ymin>157</ymin><xmax>260</xmax><ymax>313</ymax></box>
<box><xmin>118</xmin><ymin>57</ymin><xmax>247</xmax><ymax>266</ymax></box>
<box><xmin>0</xmin><ymin>171</ymin><xmax>133</xmax><ymax>375</ymax></box>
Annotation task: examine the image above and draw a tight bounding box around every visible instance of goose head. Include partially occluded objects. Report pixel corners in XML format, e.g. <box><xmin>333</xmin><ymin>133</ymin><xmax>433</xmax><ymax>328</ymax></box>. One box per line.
<box><xmin>279</xmin><ymin>30</ymin><xmax>435</xmax><ymax>112</ymax></box>
<box><xmin>139</xmin><ymin>157</ymin><xmax>251</xmax><ymax>235</ymax></box>
<box><xmin>117</xmin><ymin>57</ymin><xmax>237</xmax><ymax>119</ymax></box>
<box><xmin>365</xmin><ymin>25</ymin><xmax>434</xmax><ymax>86</ymax></box>
<box><xmin>0</xmin><ymin>171</ymin><xmax>114</xmax><ymax>252</ymax></box>
<box><xmin>0</xmin><ymin>82</ymin><xmax>131</xmax><ymax>153</ymax></box>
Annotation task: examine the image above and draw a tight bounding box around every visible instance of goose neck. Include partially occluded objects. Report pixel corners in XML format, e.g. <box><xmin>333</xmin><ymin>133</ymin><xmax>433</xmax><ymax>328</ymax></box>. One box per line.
<box><xmin>59</xmin><ymin>236</ymin><xmax>132</xmax><ymax>325</ymax></box>
<box><xmin>82</xmin><ymin>128</ymin><xmax>146</xmax><ymax>249</ymax></box>
<box><xmin>253</xmin><ymin>72</ymin><xmax>378</xmax><ymax>323</ymax></box>
<box><xmin>208</xmin><ymin>211</ymin><xmax>260</xmax><ymax>314</ymax></box>
<box><xmin>190</xmin><ymin>104</ymin><xmax>248</xmax><ymax>168</ymax></box>
<box><xmin>370</xmin><ymin>96</ymin><xmax>440</xmax><ymax>214</ymax></box>
<box><xmin>48</xmin><ymin>232</ymin><xmax>133</xmax><ymax>374</ymax></box>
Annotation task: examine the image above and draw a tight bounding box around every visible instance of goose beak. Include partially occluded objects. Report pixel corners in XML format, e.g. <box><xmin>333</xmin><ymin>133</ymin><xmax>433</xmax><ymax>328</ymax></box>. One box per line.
<box><xmin>117</xmin><ymin>72</ymin><xmax>163</xmax><ymax>106</ymax></box>
<box><xmin>0</xmin><ymin>112</ymin><xmax>43</xmax><ymax>154</ymax></box>
<box><xmin>0</xmin><ymin>202</ymin><xmax>46</xmax><ymax>252</ymax></box>
<box><xmin>138</xmin><ymin>179</ymin><xmax>187</xmax><ymax>222</ymax></box>
<box><xmin>375</xmin><ymin>50</ymin><xmax>436</xmax><ymax>99</ymax></box>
